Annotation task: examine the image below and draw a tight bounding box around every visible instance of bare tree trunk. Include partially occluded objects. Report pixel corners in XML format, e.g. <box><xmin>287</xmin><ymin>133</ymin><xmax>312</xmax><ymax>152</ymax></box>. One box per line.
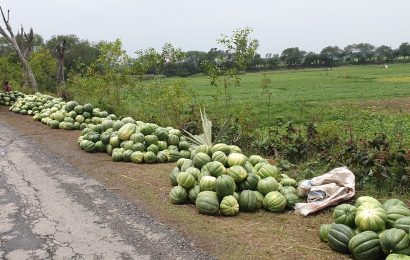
<box><xmin>56</xmin><ymin>40</ymin><xmax>66</xmax><ymax>85</ymax></box>
<box><xmin>0</xmin><ymin>6</ymin><xmax>37</xmax><ymax>91</ymax></box>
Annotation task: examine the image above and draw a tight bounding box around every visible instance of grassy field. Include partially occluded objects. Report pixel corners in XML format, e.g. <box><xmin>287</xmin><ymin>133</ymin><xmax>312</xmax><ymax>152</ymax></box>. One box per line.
<box><xmin>176</xmin><ymin>64</ymin><xmax>410</xmax><ymax>125</ymax></box>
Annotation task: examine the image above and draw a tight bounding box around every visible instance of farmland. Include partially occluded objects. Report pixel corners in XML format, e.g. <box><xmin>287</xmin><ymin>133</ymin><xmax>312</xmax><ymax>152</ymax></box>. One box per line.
<box><xmin>180</xmin><ymin>64</ymin><xmax>410</xmax><ymax>125</ymax></box>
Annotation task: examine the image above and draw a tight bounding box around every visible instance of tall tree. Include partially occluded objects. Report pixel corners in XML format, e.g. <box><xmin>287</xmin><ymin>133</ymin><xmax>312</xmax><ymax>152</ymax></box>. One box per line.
<box><xmin>375</xmin><ymin>45</ymin><xmax>394</xmax><ymax>62</ymax></box>
<box><xmin>0</xmin><ymin>6</ymin><xmax>37</xmax><ymax>90</ymax></box>
<box><xmin>320</xmin><ymin>46</ymin><xmax>343</xmax><ymax>66</ymax></box>
<box><xmin>398</xmin><ymin>42</ymin><xmax>410</xmax><ymax>59</ymax></box>
<box><xmin>344</xmin><ymin>43</ymin><xmax>375</xmax><ymax>64</ymax></box>
<box><xmin>280</xmin><ymin>47</ymin><xmax>305</xmax><ymax>66</ymax></box>
<box><xmin>303</xmin><ymin>52</ymin><xmax>321</xmax><ymax>66</ymax></box>
<box><xmin>46</xmin><ymin>35</ymin><xmax>99</xmax><ymax>74</ymax></box>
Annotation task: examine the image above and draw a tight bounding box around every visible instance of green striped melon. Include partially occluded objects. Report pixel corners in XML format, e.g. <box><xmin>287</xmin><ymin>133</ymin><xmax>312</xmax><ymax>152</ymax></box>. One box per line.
<box><xmin>195</xmin><ymin>191</ymin><xmax>219</xmax><ymax>215</ymax></box>
<box><xmin>348</xmin><ymin>231</ymin><xmax>383</xmax><ymax>260</ymax></box>
<box><xmin>328</xmin><ymin>224</ymin><xmax>355</xmax><ymax>253</ymax></box>
<box><xmin>257</xmin><ymin>177</ymin><xmax>279</xmax><ymax>195</ymax></box>
<box><xmin>263</xmin><ymin>191</ymin><xmax>286</xmax><ymax>213</ymax></box>
<box><xmin>227</xmin><ymin>153</ymin><xmax>247</xmax><ymax>167</ymax></box>
<box><xmin>220</xmin><ymin>195</ymin><xmax>239</xmax><ymax>216</ymax></box>
<box><xmin>215</xmin><ymin>175</ymin><xmax>236</xmax><ymax>198</ymax></box>
<box><xmin>380</xmin><ymin>228</ymin><xmax>410</xmax><ymax>255</ymax></box>
<box><xmin>199</xmin><ymin>176</ymin><xmax>216</xmax><ymax>191</ymax></box>
<box><xmin>188</xmin><ymin>185</ymin><xmax>201</xmax><ymax>203</ymax></box>
<box><xmin>355</xmin><ymin>203</ymin><xmax>387</xmax><ymax>232</ymax></box>
<box><xmin>333</xmin><ymin>204</ymin><xmax>357</xmax><ymax>228</ymax></box>
<box><xmin>169</xmin><ymin>186</ymin><xmax>187</xmax><ymax>204</ymax></box>
<box><xmin>238</xmin><ymin>190</ymin><xmax>257</xmax><ymax>212</ymax></box>
<box><xmin>131</xmin><ymin>151</ymin><xmax>144</xmax><ymax>164</ymax></box>
<box><xmin>143</xmin><ymin>151</ymin><xmax>156</xmax><ymax>163</ymax></box>
<box><xmin>193</xmin><ymin>152</ymin><xmax>211</xmax><ymax>169</ymax></box>
<box><xmin>177</xmin><ymin>172</ymin><xmax>196</xmax><ymax>189</ymax></box>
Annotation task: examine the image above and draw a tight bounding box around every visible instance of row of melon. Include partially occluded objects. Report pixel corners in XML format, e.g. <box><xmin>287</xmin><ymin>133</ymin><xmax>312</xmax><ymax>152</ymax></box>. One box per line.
<box><xmin>0</xmin><ymin>91</ymin><xmax>25</xmax><ymax>106</ymax></box>
<box><xmin>319</xmin><ymin>196</ymin><xmax>410</xmax><ymax>259</ymax></box>
<box><xmin>78</xmin><ymin>118</ymin><xmax>193</xmax><ymax>164</ymax></box>
<box><xmin>10</xmin><ymin>93</ymin><xmax>115</xmax><ymax>131</ymax></box>
<box><xmin>169</xmin><ymin>143</ymin><xmax>300</xmax><ymax>216</ymax></box>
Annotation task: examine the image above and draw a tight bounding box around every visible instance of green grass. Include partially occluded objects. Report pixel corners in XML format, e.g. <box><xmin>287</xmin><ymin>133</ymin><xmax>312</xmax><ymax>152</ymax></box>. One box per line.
<box><xmin>171</xmin><ymin>64</ymin><xmax>410</xmax><ymax>125</ymax></box>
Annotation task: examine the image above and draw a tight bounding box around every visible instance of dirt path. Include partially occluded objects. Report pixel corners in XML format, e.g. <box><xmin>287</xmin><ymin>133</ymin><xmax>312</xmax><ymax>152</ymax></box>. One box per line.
<box><xmin>0</xmin><ymin>107</ymin><xmax>344</xmax><ymax>260</ymax></box>
<box><xmin>0</xmin><ymin>111</ymin><xmax>211</xmax><ymax>259</ymax></box>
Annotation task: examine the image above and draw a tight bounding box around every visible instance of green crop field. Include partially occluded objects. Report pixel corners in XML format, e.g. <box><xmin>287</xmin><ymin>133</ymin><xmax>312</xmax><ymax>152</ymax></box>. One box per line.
<box><xmin>174</xmin><ymin>63</ymin><xmax>410</xmax><ymax>126</ymax></box>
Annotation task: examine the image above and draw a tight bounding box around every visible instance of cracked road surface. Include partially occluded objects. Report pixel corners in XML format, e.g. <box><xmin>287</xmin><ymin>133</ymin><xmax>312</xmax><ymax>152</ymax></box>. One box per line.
<box><xmin>0</xmin><ymin>121</ymin><xmax>212</xmax><ymax>260</ymax></box>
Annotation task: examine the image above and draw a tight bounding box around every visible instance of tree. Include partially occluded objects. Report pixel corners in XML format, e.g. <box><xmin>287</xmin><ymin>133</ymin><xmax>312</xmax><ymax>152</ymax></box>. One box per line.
<box><xmin>249</xmin><ymin>53</ymin><xmax>264</xmax><ymax>71</ymax></box>
<box><xmin>303</xmin><ymin>52</ymin><xmax>322</xmax><ymax>67</ymax></box>
<box><xmin>56</xmin><ymin>40</ymin><xmax>66</xmax><ymax>84</ymax></box>
<box><xmin>133</xmin><ymin>43</ymin><xmax>184</xmax><ymax>77</ymax></box>
<box><xmin>374</xmin><ymin>45</ymin><xmax>394</xmax><ymax>63</ymax></box>
<box><xmin>67</xmin><ymin>39</ymin><xmax>131</xmax><ymax>112</ymax></box>
<box><xmin>398</xmin><ymin>42</ymin><xmax>410</xmax><ymax>59</ymax></box>
<box><xmin>320</xmin><ymin>46</ymin><xmax>343</xmax><ymax>66</ymax></box>
<box><xmin>344</xmin><ymin>43</ymin><xmax>375</xmax><ymax>64</ymax></box>
<box><xmin>265</xmin><ymin>53</ymin><xmax>280</xmax><ymax>69</ymax></box>
<box><xmin>280</xmin><ymin>47</ymin><xmax>305</xmax><ymax>66</ymax></box>
<box><xmin>133</xmin><ymin>47</ymin><xmax>162</xmax><ymax>77</ymax></box>
<box><xmin>0</xmin><ymin>6</ymin><xmax>37</xmax><ymax>90</ymax></box>
<box><xmin>29</xmin><ymin>47</ymin><xmax>57</xmax><ymax>91</ymax></box>
<box><xmin>204</xmin><ymin>27</ymin><xmax>259</xmax><ymax>117</ymax></box>
<box><xmin>46</xmin><ymin>35</ymin><xmax>99</xmax><ymax>75</ymax></box>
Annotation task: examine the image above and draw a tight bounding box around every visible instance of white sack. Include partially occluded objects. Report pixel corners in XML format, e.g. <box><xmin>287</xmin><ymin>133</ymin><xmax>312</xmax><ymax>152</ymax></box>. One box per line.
<box><xmin>294</xmin><ymin>166</ymin><xmax>355</xmax><ymax>216</ymax></box>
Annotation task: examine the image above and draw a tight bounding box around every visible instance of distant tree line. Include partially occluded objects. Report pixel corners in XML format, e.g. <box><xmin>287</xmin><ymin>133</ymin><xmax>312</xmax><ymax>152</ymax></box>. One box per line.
<box><xmin>139</xmin><ymin>42</ymin><xmax>410</xmax><ymax>77</ymax></box>
<box><xmin>1</xmin><ymin>32</ymin><xmax>410</xmax><ymax>91</ymax></box>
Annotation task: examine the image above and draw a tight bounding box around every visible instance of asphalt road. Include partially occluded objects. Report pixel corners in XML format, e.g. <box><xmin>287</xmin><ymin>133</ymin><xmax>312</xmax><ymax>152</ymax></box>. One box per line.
<box><xmin>0</xmin><ymin>121</ymin><xmax>212</xmax><ymax>260</ymax></box>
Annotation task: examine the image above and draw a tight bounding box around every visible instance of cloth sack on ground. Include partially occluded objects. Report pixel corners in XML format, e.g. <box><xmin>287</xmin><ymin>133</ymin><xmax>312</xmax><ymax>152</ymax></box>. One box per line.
<box><xmin>294</xmin><ymin>166</ymin><xmax>355</xmax><ymax>216</ymax></box>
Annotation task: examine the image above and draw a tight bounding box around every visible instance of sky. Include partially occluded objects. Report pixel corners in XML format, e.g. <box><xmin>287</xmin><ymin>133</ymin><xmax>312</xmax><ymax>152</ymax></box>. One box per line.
<box><xmin>2</xmin><ymin>0</ymin><xmax>409</xmax><ymax>57</ymax></box>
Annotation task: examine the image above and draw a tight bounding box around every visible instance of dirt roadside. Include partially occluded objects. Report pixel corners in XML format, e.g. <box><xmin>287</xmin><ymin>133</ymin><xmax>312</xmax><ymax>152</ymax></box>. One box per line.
<box><xmin>0</xmin><ymin>106</ymin><xmax>345</xmax><ymax>260</ymax></box>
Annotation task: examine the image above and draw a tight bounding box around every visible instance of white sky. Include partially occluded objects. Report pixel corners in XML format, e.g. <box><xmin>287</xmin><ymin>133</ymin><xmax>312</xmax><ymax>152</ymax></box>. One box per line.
<box><xmin>2</xmin><ymin>0</ymin><xmax>409</xmax><ymax>57</ymax></box>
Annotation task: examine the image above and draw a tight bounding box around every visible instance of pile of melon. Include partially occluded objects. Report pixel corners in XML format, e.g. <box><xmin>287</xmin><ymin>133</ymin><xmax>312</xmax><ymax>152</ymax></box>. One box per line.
<box><xmin>78</xmin><ymin>118</ymin><xmax>192</xmax><ymax>164</ymax></box>
<box><xmin>10</xmin><ymin>93</ymin><xmax>114</xmax><ymax>131</ymax></box>
<box><xmin>319</xmin><ymin>196</ymin><xmax>410</xmax><ymax>259</ymax></box>
<box><xmin>0</xmin><ymin>91</ymin><xmax>24</xmax><ymax>106</ymax></box>
<box><xmin>169</xmin><ymin>143</ymin><xmax>299</xmax><ymax>216</ymax></box>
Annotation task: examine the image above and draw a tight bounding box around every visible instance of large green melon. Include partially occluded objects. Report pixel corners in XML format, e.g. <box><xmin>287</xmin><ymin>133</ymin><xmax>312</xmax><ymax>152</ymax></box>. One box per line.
<box><xmin>215</xmin><ymin>175</ymin><xmax>236</xmax><ymax>198</ymax></box>
<box><xmin>328</xmin><ymin>224</ymin><xmax>355</xmax><ymax>253</ymax></box>
<box><xmin>238</xmin><ymin>190</ymin><xmax>257</xmax><ymax>212</ymax></box>
<box><xmin>348</xmin><ymin>231</ymin><xmax>383</xmax><ymax>260</ymax></box>
<box><xmin>195</xmin><ymin>191</ymin><xmax>220</xmax><ymax>215</ymax></box>
<box><xmin>263</xmin><ymin>191</ymin><xmax>286</xmax><ymax>213</ymax></box>
<box><xmin>169</xmin><ymin>186</ymin><xmax>187</xmax><ymax>204</ymax></box>
<box><xmin>220</xmin><ymin>195</ymin><xmax>239</xmax><ymax>216</ymax></box>
<box><xmin>333</xmin><ymin>204</ymin><xmax>357</xmax><ymax>228</ymax></box>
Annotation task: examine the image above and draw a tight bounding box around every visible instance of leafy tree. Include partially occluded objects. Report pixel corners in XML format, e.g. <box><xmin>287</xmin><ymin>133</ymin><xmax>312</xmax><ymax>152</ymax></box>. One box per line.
<box><xmin>29</xmin><ymin>47</ymin><xmax>57</xmax><ymax>91</ymax></box>
<box><xmin>280</xmin><ymin>47</ymin><xmax>305</xmax><ymax>66</ymax></box>
<box><xmin>320</xmin><ymin>46</ymin><xmax>343</xmax><ymax>66</ymax></box>
<box><xmin>68</xmin><ymin>39</ymin><xmax>131</xmax><ymax>112</ymax></box>
<box><xmin>344</xmin><ymin>43</ymin><xmax>375</xmax><ymax>63</ymax></box>
<box><xmin>250</xmin><ymin>53</ymin><xmax>264</xmax><ymax>70</ymax></box>
<box><xmin>265</xmin><ymin>53</ymin><xmax>280</xmax><ymax>69</ymax></box>
<box><xmin>398</xmin><ymin>42</ymin><xmax>410</xmax><ymax>59</ymax></box>
<box><xmin>303</xmin><ymin>52</ymin><xmax>321</xmax><ymax>66</ymax></box>
<box><xmin>204</xmin><ymin>27</ymin><xmax>259</xmax><ymax>117</ymax></box>
<box><xmin>46</xmin><ymin>35</ymin><xmax>99</xmax><ymax>74</ymax></box>
<box><xmin>133</xmin><ymin>43</ymin><xmax>184</xmax><ymax>77</ymax></box>
<box><xmin>0</xmin><ymin>56</ymin><xmax>21</xmax><ymax>85</ymax></box>
<box><xmin>375</xmin><ymin>45</ymin><xmax>394</xmax><ymax>62</ymax></box>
